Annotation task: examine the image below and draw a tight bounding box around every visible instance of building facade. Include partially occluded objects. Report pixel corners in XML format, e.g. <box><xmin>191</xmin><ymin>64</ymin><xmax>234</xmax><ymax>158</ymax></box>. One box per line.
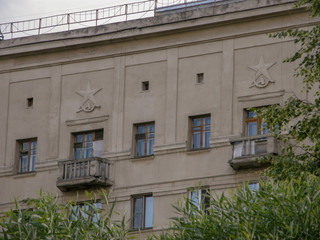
<box><xmin>0</xmin><ymin>0</ymin><xmax>318</xmax><ymax>236</ymax></box>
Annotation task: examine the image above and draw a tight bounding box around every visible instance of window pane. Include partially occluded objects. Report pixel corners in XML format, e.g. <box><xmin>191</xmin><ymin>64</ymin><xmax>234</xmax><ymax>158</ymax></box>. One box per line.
<box><xmin>204</xmin><ymin>131</ymin><xmax>210</xmax><ymax>148</ymax></box>
<box><xmin>20</xmin><ymin>156</ymin><xmax>29</xmax><ymax>172</ymax></box>
<box><xmin>247</xmin><ymin>122</ymin><xmax>257</xmax><ymax>136</ymax></box>
<box><xmin>31</xmin><ymin>141</ymin><xmax>37</xmax><ymax>149</ymax></box>
<box><xmin>136</xmin><ymin>139</ymin><xmax>145</xmax><ymax>157</ymax></box>
<box><xmin>137</xmin><ymin>126</ymin><xmax>145</xmax><ymax>134</ymax></box>
<box><xmin>84</xmin><ymin>147</ymin><xmax>92</xmax><ymax>158</ymax></box>
<box><xmin>92</xmin><ymin>202</ymin><xmax>102</xmax><ymax>223</ymax></box>
<box><xmin>29</xmin><ymin>156</ymin><xmax>36</xmax><ymax>171</ymax></box>
<box><xmin>190</xmin><ymin>191</ymin><xmax>200</xmax><ymax>208</ymax></box>
<box><xmin>75</xmin><ymin>135</ymin><xmax>83</xmax><ymax>143</ymax></box>
<box><xmin>95</xmin><ymin>130</ymin><xmax>103</xmax><ymax>141</ymax></box>
<box><xmin>84</xmin><ymin>142</ymin><xmax>93</xmax><ymax>148</ymax></box>
<box><xmin>75</xmin><ymin>148</ymin><xmax>82</xmax><ymax>160</ymax></box>
<box><xmin>72</xmin><ymin>205</ymin><xmax>80</xmax><ymax>221</ymax></box>
<box><xmin>247</xmin><ymin>111</ymin><xmax>257</xmax><ymax>118</ymax></box>
<box><xmin>193</xmin><ymin>127</ymin><xmax>201</xmax><ymax>131</ymax></box>
<box><xmin>201</xmin><ymin>189</ymin><xmax>210</xmax><ymax>212</ymax></box>
<box><xmin>261</xmin><ymin>122</ymin><xmax>269</xmax><ymax>135</ymax></box>
<box><xmin>192</xmin><ymin>118</ymin><xmax>201</xmax><ymax>127</ymax></box>
<box><xmin>148</xmin><ymin>124</ymin><xmax>155</xmax><ymax>133</ymax></box>
<box><xmin>22</xmin><ymin>142</ymin><xmax>29</xmax><ymax>151</ymax></box>
<box><xmin>249</xmin><ymin>183</ymin><xmax>259</xmax><ymax>191</ymax></box>
<box><xmin>85</xmin><ymin>133</ymin><xmax>92</xmax><ymax>141</ymax></box>
<box><xmin>204</xmin><ymin>117</ymin><xmax>211</xmax><ymax>125</ymax></box>
<box><xmin>192</xmin><ymin>132</ymin><xmax>201</xmax><ymax>149</ymax></box>
<box><xmin>147</xmin><ymin>138</ymin><xmax>154</xmax><ymax>155</ymax></box>
<box><xmin>133</xmin><ymin>197</ymin><xmax>143</xmax><ymax>229</ymax></box>
<box><xmin>145</xmin><ymin>196</ymin><xmax>153</xmax><ymax>228</ymax></box>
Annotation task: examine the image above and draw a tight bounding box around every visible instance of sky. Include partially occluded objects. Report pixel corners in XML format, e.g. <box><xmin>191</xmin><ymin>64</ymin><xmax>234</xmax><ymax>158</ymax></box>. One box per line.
<box><xmin>0</xmin><ymin>0</ymin><xmax>142</xmax><ymax>23</ymax></box>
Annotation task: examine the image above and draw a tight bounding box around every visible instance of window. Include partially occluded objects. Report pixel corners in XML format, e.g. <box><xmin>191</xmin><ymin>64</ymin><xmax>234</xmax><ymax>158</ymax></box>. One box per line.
<box><xmin>245</xmin><ymin>110</ymin><xmax>268</xmax><ymax>136</ymax></box>
<box><xmin>190</xmin><ymin>115</ymin><xmax>210</xmax><ymax>149</ymax></box>
<box><xmin>142</xmin><ymin>81</ymin><xmax>149</xmax><ymax>91</ymax></box>
<box><xmin>132</xmin><ymin>195</ymin><xmax>153</xmax><ymax>229</ymax></box>
<box><xmin>73</xmin><ymin>130</ymin><xmax>103</xmax><ymax>160</ymax></box>
<box><xmin>248</xmin><ymin>182</ymin><xmax>260</xmax><ymax>191</ymax></box>
<box><xmin>189</xmin><ymin>188</ymin><xmax>210</xmax><ymax>212</ymax></box>
<box><xmin>135</xmin><ymin>123</ymin><xmax>154</xmax><ymax>157</ymax></box>
<box><xmin>72</xmin><ymin>202</ymin><xmax>101</xmax><ymax>223</ymax></box>
<box><xmin>27</xmin><ymin>97</ymin><xmax>33</xmax><ymax>107</ymax></box>
<box><xmin>196</xmin><ymin>73</ymin><xmax>204</xmax><ymax>84</ymax></box>
<box><xmin>18</xmin><ymin>139</ymin><xmax>37</xmax><ymax>173</ymax></box>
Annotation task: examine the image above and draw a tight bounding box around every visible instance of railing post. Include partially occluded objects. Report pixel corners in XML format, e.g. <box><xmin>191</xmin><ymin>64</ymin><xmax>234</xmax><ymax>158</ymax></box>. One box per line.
<box><xmin>10</xmin><ymin>22</ymin><xmax>13</xmax><ymax>39</ymax></box>
<box><xmin>96</xmin><ymin>9</ymin><xmax>98</xmax><ymax>26</ymax></box>
<box><xmin>67</xmin><ymin>14</ymin><xmax>70</xmax><ymax>31</ymax></box>
<box><xmin>38</xmin><ymin>18</ymin><xmax>42</xmax><ymax>35</ymax></box>
<box><xmin>125</xmin><ymin>4</ymin><xmax>128</xmax><ymax>21</ymax></box>
<box><xmin>154</xmin><ymin>0</ymin><xmax>158</xmax><ymax>16</ymax></box>
<box><xmin>108</xmin><ymin>162</ymin><xmax>110</xmax><ymax>179</ymax></box>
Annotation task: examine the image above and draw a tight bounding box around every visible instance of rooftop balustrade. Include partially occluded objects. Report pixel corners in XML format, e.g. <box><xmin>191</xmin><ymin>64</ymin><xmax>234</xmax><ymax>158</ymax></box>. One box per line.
<box><xmin>0</xmin><ymin>0</ymin><xmax>229</xmax><ymax>40</ymax></box>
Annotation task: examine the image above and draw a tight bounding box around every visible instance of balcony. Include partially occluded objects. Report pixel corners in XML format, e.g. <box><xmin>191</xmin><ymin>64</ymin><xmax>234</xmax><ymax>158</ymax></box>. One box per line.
<box><xmin>228</xmin><ymin>135</ymin><xmax>278</xmax><ymax>170</ymax></box>
<box><xmin>56</xmin><ymin>157</ymin><xmax>112</xmax><ymax>192</ymax></box>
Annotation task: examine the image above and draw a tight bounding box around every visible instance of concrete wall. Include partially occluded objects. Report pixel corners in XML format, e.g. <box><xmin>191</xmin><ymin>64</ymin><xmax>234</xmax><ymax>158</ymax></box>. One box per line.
<box><xmin>0</xmin><ymin>0</ymin><xmax>318</xmax><ymax>235</ymax></box>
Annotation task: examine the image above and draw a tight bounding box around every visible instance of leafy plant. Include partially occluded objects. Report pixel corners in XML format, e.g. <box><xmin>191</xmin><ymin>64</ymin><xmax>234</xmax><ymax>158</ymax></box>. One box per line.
<box><xmin>150</xmin><ymin>176</ymin><xmax>320</xmax><ymax>239</ymax></box>
<box><xmin>0</xmin><ymin>190</ymin><xmax>131</xmax><ymax>240</ymax></box>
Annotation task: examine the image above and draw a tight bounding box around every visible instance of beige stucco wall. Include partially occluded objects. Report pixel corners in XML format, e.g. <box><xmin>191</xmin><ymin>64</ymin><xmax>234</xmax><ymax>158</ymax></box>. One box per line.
<box><xmin>0</xmin><ymin>0</ymin><xmax>319</xmax><ymax>235</ymax></box>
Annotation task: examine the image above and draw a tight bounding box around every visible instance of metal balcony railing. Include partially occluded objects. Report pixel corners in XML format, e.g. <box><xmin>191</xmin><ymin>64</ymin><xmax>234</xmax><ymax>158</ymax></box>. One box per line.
<box><xmin>56</xmin><ymin>157</ymin><xmax>112</xmax><ymax>191</ymax></box>
<box><xmin>0</xmin><ymin>0</ymin><xmax>228</xmax><ymax>40</ymax></box>
<box><xmin>228</xmin><ymin>135</ymin><xmax>278</xmax><ymax>170</ymax></box>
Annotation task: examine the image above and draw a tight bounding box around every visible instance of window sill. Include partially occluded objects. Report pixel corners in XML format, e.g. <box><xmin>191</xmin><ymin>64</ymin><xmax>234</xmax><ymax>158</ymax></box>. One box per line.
<box><xmin>131</xmin><ymin>155</ymin><xmax>155</xmax><ymax>162</ymax></box>
<box><xmin>129</xmin><ymin>227</ymin><xmax>153</xmax><ymax>233</ymax></box>
<box><xmin>13</xmin><ymin>171</ymin><xmax>36</xmax><ymax>178</ymax></box>
<box><xmin>187</xmin><ymin>148</ymin><xmax>211</xmax><ymax>154</ymax></box>
<box><xmin>140</xmin><ymin>90</ymin><xmax>150</xmax><ymax>93</ymax></box>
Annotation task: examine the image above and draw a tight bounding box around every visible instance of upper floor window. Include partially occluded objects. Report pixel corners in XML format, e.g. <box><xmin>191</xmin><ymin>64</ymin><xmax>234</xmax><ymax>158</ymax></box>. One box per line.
<box><xmin>18</xmin><ymin>138</ymin><xmax>37</xmax><ymax>173</ymax></box>
<box><xmin>135</xmin><ymin>122</ymin><xmax>154</xmax><ymax>157</ymax></box>
<box><xmin>245</xmin><ymin>110</ymin><xmax>268</xmax><ymax>136</ymax></box>
<box><xmin>190</xmin><ymin>115</ymin><xmax>210</xmax><ymax>149</ymax></box>
<box><xmin>73</xmin><ymin>130</ymin><xmax>103</xmax><ymax>160</ymax></box>
<box><xmin>132</xmin><ymin>195</ymin><xmax>153</xmax><ymax>230</ymax></box>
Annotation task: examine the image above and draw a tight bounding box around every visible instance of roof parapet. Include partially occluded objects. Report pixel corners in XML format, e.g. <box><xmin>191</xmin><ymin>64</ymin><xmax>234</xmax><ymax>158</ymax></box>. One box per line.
<box><xmin>0</xmin><ymin>0</ymin><xmax>229</xmax><ymax>40</ymax></box>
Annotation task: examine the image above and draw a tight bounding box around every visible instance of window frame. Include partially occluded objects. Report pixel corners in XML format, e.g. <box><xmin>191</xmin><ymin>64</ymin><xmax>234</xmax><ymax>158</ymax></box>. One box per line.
<box><xmin>134</xmin><ymin>122</ymin><xmax>155</xmax><ymax>158</ymax></box>
<box><xmin>196</xmin><ymin>73</ymin><xmax>204</xmax><ymax>84</ymax></box>
<box><xmin>248</xmin><ymin>182</ymin><xmax>260</xmax><ymax>191</ymax></box>
<box><xmin>189</xmin><ymin>114</ymin><xmax>211</xmax><ymax>150</ymax></box>
<box><xmin>72</xmin><ymin>129</ymin><xmax>103</xmax><ymax>160</ymax></box>
<box><xmin>188</xmin><ymin>188</ymin><xmax>210</xmax><ymax>212</ymax></box>
<box><xmin>17</xmin><ymin>138</ymin><xmax>37</xmax><ymax>173</ymax></box>
<box><xmin>71</xmin><ymin>201</ymin><xmax>102</xmax><ymax>223</ymax></box>
<box><xmin>244</xmin><ymin>109</ymin><xmax>268</xmax><ymax>136</ymax></box>
<box><xmin>132</xmin><ymin>194</ymin><xmax>153</xmax><ymax>230</ymax></box>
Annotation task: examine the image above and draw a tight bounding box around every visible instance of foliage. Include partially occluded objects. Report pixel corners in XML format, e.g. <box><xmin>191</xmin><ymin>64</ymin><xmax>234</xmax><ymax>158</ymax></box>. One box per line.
<box><xmin>150</xmin><ymin>176</ymin><xmax>320</xmax><ymax>240</ymax></box>
<box><xmin>254</xmin><ymin>0</ymin><xmax>320</xmax><ymax>180</ymax></box>
<box><xmin>0</xmin><ymin>190</ymin><xmax>130</xmax><ymax>240</ymax></box>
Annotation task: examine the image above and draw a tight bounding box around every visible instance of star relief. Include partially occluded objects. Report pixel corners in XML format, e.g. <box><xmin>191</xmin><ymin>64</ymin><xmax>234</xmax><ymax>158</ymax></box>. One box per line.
<box><xmin>248</xmin><ymin>56</ymin><xmax>276</xmax><ymax>88</ymax></box>
<box><xmin>75</xmin><ymin>81</ymin><xmax>102</xmax><ymax>113</ymax></box>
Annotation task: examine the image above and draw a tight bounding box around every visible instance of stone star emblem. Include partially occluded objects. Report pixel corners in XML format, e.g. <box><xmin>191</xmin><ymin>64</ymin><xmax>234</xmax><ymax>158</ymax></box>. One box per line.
<box><xmin>248</xmin><ymin>56</ymin><xmax>276</xmax><ymax>88</ymax></box>
<box><xmin>75</xmin><ymin>81</ymin><xmax>102</xmax><ymax>113</ymax></box>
